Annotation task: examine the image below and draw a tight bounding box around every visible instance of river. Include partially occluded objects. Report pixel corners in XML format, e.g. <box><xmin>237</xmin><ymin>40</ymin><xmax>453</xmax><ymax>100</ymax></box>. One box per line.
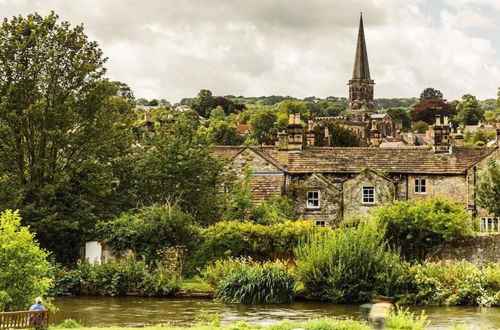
<box><xmin>51</xmin><ymin>296</ymin><xmax>500</xmax><ymax>329</ymax></box>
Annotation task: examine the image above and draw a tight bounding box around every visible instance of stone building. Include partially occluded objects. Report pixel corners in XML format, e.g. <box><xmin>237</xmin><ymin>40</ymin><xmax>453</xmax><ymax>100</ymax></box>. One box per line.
<box><xmin>311</xmin><ymin>14</ymin><xmax>402</xmax><ymax>146</ymax></box>
<box><xmin>215</xmin><ymin>116</ymin><xmax>498</xmax><ymax>227</ymax></box>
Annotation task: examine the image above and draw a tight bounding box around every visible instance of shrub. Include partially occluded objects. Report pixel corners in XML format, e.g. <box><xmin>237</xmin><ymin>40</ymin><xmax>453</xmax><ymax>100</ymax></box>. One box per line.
<box><xmin>0</xmin><ymin>210</ymin><xmax>52</xmax><ymax>311</ymax></box>
<box><xmin>401</xmin><ymin>261</ymin><xmax>500</xmax><ymax>307</ymax></box>
<box><xmin>51</xmin><ymin>254</ymin><xmax>180</xmax><ymax>297</ymax></box>
<box><xmin>186</xmin><ymin>220</ymin><xmax>324</xmax><ymax>275</ymax></box>
<box><xmin>94</xmin><ymin>203</ymin><xmax>199</xmax><ymax>262</ymax></box>
<box><xmin>386</xmin><ymin>307</ymin><xmax>429</xmax><ymax>330</ymax></box>
<box><xmin>204</xmin><ymin>258</ymin><xmax>295</xmax><ymax>304</ymax></box>
<box><xmin>295</xmin><ymin>221</ymin><xmax>409</xmax><ymax>303</ymax></box>
<box><xmin>59</xmin><ymin>318</ymin><xmax>82</xmax><ymax>328</ymax></box>
<box><xmin>373</xmin><ymin>198</ymin><xmax>475</xmax><ymax>260</ymax></box>
<box><xmin>268</xmin><ymin>318</ymin><xmax>371</xmax><ymax>330</ymax></box>
<box><xmin>250</xmin><ymin>196</ymin><xmax>295</xmax><ymax>225</ymax></box>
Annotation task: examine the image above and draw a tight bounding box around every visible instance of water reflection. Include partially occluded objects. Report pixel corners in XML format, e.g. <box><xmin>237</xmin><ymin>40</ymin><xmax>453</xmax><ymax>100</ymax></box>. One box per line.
<box><xmin>52</xmin><ymin>296</ymin><xmax>500</xmax><ymax>329</ymax></box>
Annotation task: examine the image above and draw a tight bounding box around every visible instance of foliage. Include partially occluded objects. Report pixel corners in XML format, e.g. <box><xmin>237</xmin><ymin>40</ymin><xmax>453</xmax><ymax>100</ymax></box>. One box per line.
<box><xmin>275</xmin><ymin>100</ymin><xmax>310</xmax><ymax>131</ymax></box>
<box><xmin>249</xmin><ymin>108</ymin><xmax>277</xmax><ymax>144</ymax></box>
<box><xmin>58</xmin><ymin>319</ymin><xmax>83</xmax><ymax>328</ymax></box>
<box><xmin>267</xmin><ymin>318</ymin><xmax>371</xmax><ymax>330</ymax></box>
<box><xmin>222</xmin><ymin>169</ymin><xmax>253</xmax><ymax>221</ymax></box>
<box><xmin>204</xmin><ymin>258</ymin><xmax>295</xmax><ymax>304</ymax></box>
<box><xmin>463</xmin><ymin>129</ymin><xmax>495</xmax><ymax>146</ymax></box>
<box><xmin>412</xmin><ymin>121</ymin><xmax>428</xmax><ymax>133</ymax></box>
<box><xmin>199</xmin><ymin>120</ymin><xmax>244</xmax><ymax>146</ymax></box>
<box><xmin>295</xmin><ymin>221</ymin><xmax>409</xmax><ymax>303</ymax></box>
<box><xmin>410</xmin><ymin>99</ymin><xmax>455</xmax><ymax>124</ymax></box>
<box><xmin>193</xmin><ymin>89</ymin><xmax>215</xmax><ymax>118</ymax></box>
<box><xmin>250</xmin><ymin>196</ymin><xmax>295</xmax><ymax>225</ymax></box>
<box><xmin>0</xmin><ymin>210</ymin><xmax>52</xmax><ymax>311</ymax></box>
<box><xmin>419</xmin><ymin>88</ymin><xmax>443</xmax><ymax>102</ymax></box>
<box><xmin>187</xmin><ymin>220</ymin><xmax>322</xmax><ymax>274</ymax></box>
<box><xmin>209</xmin><ymin>107</ymin><xmax>226</xmax><ymax>121</ymax></box>
<box><xmin>476</xmin><ymin>157</ymin><xmax>500</xmax><ymax>216</ymax></box>
<box><xmin>50</xmin><ymin>255</ymin><xmax>180</xmax><ymax>297</ymax></box>
<box><xmin>455</xmin><ymin>94</ymin><xmax>484</xmax><ymax>126</ymax></box>
<box><xmin>400</xmin><ymin>261</ymin><xmax>500</xmax><ymax>306</ymax></box>
<box><xmin>386</xmin><ymin>307</ymin><xmax>429</xmax><ymax>330</ymax></box>
<box><xmin>385</xmin><ymin>107</ymin><xmax>411</xmax><ymax>130</ymax></box>
<box><xmin>94</xmin><ymin>203</ymin><xmax>197</xmax><ymax>262</ymax></box>
<box><xmin>136</xmin><ymin>115</ymin><xmax>226</xmax><ymax>225</ymax></box>
<box><xmin>0</xmin><ymin>12</ymin><xmax>135</xmax><ymax>263</ymax></box>
<box><xmin>313</xmin><ymin>121</ymin><xmax>360</xmax><ymax>147</ymax></box>
<box><xmin>373</xmin><ymin>198</ymin><xmax>474</xmax><ymax>260</ymax></box>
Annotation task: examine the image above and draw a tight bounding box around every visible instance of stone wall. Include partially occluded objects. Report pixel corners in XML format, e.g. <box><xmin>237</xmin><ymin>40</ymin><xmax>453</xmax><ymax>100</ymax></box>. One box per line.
<box><xmin>430</xmin><ymin>233</ymin><xmax>500</xmax><ymax>265</ymax></box>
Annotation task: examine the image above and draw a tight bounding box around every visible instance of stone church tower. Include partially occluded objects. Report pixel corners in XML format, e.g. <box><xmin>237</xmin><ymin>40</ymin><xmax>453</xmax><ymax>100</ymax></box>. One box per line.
<box><xmin>346</xmin><ymin>13</ymin><xmax>376</xmax><ymax>122</ymax></box>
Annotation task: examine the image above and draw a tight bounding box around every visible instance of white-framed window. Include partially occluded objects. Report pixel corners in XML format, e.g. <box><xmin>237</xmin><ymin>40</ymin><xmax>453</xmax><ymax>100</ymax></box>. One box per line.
<box><xmin>315</xmin><ymin>220</ymin><xmax>326</xmax><ymax>227</ymax></box>
<box><xmin>362</xmin><ymin>186</ymin><xmax>375</xmax><ymax>204</ymax></box>
<box><xmin>414</xmin><ymin>178</ymin><xmax>427</xmax><ymax>194</ymax></box>
<box><xmin>480</xmin><ymin>217</ymin><xmax>500</xmax><ymax>232</ymax></box>
<box><xmin>307</xmin><ymin>190</ymin><xmax>320</xmax><ymax>209</ymax></box>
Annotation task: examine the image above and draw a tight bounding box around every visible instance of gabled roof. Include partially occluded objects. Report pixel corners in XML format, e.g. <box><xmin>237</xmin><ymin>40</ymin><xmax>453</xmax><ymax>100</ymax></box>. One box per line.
<box><xmin>286</xmin><ymin>147</ymin><xmax>494</xmax><ymax>175</ymax></box>
<box><xmin>370</xmin><ymin>113</ymin><xmax>389</xmax><ymax>119</ymax></box>
<box><xmin>214</xmin><ymin>145</ymin><xmax>495</xmax><ymax>175</ymax></box>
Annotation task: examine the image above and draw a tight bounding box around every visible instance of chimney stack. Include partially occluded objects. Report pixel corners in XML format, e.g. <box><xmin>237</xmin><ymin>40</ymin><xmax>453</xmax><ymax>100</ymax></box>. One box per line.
<box><xmin>277</xmin><ymin>132</ymin><xmax>289</xmax><ymax>166</ymax></box>
<box><xmin>306</xmin><ymin>119</ymin><xmax>316</xmax><ymax>146</ymax></box>
<box><xmin>433</xmin><ymin>115</ymin><xmax>451</xmax><ymax>153</ymax></box>
<box><xmin>323</xmin><ymin>126</ymin><xmax>331</xmax><ymax>146</ymax></box>
<box><xmin>369</xmin><ymin>120</ymin><xmax>381</xmax><ymax>147</ymax></box>
<box><xmin>287</xmin><ymin>113</ymin><xmax>303</xmax><ymax>151</ymax></box>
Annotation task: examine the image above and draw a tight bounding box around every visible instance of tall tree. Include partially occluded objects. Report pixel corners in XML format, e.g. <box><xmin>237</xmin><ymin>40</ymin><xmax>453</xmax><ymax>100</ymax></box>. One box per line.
<box><xmin>249</xmin><ymin>108</ymin><xmax>277</xmax><ymax>144</ymax></box>
<box><xmin>0</xmin><ymin>12</ymin><xmax>134</xmax><ymax>262</ymax></box>
<box><xmin>193</xmin><ymin>89</ymin><xmax>215</xmax><ymax>118</ymax></box>
<box><xmin>419</xmin><ymin>87</ymin><xmax>443</xmax><ymax>102</ymax></box>
<box><xmin>385</xmin><ymin>107</ymin><xmax>411</xmax><ymax>130</ymax></box>
<box><xmin>313</xmin><ymin>121</ymin><xmax>360</xmax><ymax>147</ymax></box>
<box><xmin>410</xmin><ymin>99</ymin><xmax>455</xmax><ymax>124</ymax></box>
<box><xmin>455</xmin><ymin>94</ymin><xmax>484</xmax><ymax>126</ymax></box>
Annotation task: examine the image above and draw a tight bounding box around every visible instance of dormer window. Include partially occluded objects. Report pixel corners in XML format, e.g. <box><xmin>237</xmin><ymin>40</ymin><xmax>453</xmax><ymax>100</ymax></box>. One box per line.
<box><xmin>307</xmin><ymin>191</ymin><xmax>320</xmax><ymax>209</ymax></box>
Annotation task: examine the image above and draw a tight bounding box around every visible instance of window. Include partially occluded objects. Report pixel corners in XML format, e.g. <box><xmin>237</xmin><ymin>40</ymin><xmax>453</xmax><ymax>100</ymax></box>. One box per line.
<box><xmin>414</xmin><ymin>178</ymin><xmax>427</xmax><ymax>194</ymax></box>
<box><xmin>315</xmin><ymin>220</ymin><xmax>326</xmax><ymax>227</ymax></box>
<box><xmin>307</xmin><ymin>191</ymin><xmax>320</xmax><ymax>209</ymax></box>
<box><xmin>362</xmin><ymin>186</ymin><xmax>375</xmax><ymax>204</ymax></box>
<box><xmin>480</xmin><ymin>217</ymin><xmax>500</xmax><ymax>232</ymax></box>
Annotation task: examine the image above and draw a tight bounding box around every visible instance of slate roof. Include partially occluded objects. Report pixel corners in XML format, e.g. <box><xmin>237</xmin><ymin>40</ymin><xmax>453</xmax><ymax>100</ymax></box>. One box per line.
<box><xmin>214</xmin><ymin>146</ymin><xmax>495</xmax><ymax>175</ymax></box>
<box><xmin>285</xmin><ymin>147</ymin><xmax>495</xmax><ymax>174</ymax></box>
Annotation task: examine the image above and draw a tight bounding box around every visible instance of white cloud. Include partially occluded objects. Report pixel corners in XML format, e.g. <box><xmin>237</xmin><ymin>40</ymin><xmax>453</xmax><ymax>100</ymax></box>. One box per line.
<box><xmin>0</xmin><ymin>0</ymin><xmax>498</xmax><ymax>101</ymax></box>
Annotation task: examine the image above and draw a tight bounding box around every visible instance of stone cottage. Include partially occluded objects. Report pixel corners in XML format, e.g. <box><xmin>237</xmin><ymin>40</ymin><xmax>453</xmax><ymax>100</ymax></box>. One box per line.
<box><xmin>215</xmin><ymin>117</ymin><xmax>498</xmax><ymax>228</ymax></box>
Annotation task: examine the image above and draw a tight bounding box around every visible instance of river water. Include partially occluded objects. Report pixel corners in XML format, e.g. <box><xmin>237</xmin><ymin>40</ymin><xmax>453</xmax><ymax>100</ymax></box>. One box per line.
<box><xmin>52</xmin><ymin>296</ymin><xmax>500</xmax><ymax>329</ymax></box>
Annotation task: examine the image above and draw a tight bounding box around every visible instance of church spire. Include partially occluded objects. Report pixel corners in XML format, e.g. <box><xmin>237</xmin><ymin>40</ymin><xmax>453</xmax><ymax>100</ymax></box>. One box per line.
<box><xmin>352</xmin><ymin>13</ymin><xmax>371</xmax><ymax>80</ymax></box>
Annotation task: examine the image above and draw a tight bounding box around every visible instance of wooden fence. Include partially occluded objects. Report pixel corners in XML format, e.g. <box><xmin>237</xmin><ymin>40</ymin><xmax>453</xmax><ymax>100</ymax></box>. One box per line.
<box><xmin>0</xmin><ymin>310</ymin><xmax>49</xmax><ymax>329</ymax></box>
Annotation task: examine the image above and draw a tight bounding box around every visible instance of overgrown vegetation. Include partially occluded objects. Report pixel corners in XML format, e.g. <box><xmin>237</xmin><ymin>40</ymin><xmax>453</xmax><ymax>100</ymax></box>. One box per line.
<box><xmin>203</xmin><ymin>258</ymin><xmax>295</xmax><ymax>304</ymax></box>
<box><xmin>294</xmin><ymin>221</ymin><xmax>409</xmax><ymax>303</ymax></box>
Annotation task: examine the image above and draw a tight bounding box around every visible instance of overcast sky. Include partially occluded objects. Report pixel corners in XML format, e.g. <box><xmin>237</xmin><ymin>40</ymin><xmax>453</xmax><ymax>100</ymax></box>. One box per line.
<box><xmin>1</xmin><ymin>0</ymin><xmax>499</xmax><ymax>102</ymax></box>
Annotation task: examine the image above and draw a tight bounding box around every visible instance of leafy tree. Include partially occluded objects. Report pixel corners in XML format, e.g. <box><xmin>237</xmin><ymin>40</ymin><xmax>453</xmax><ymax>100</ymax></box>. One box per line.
<box><xmin>464</xmin><ymin>129</ymin><xmax>495</xmax><ymax>146</ymax></box>
<box><xmin>250</xmin><ymin>196</ymin><xmax>295</xmax><ymax>225</ymax></box>
<box><xmin>313</xmin><ymin>121</ymin><xmax>360</xmax><ymax>147</ymax></box>
<box><xmin>0</xmin><ymin>12</ymin><xmax>134</xmax><ymax>262</ymax></box>
<box><xmin>136</xmin><ymin>115</ymin><xmax>225</xmax><ymax>225</ymax></box>
<box><xmin>410</xmin><ymin>99</ymin><xmax>455</xmax><ymax>124</ymax></box>
<box><xmin>249</xmin><ymin>108</ymin><xmax>277</xmax><ymax>144</ymax></box>
<box><xmin>385</xmin><ymin>107</ymin><xmax>411</xmax><ymax>130</ymax></box>
<box><xmin>419</xmin><ymin>87</ymin><xmax>443</xmax><ymax>102</ymax></box>
<box><xmin>200</xmin><ymin>120</ymin><xmax>244</xmax><ymax>146</ymax></box>
<box><xmin>136</xmin><ymin>98</ymin><xmax>149</xmax><ymax>106</ymax></box>
<box><xmin>222</xmin><ymin>169</ymin><xmax>253</xmax><ymax>221</ymax></box>
<box><xmin>209</xmin><ymin>106</ymin><xmax>226</xmax><ymax>121</ymax></box>
<box><xmin>148</xmin><ymin>99</ymin><xmax>159</xmax><ymax>106</ymax></box>
<box><xmin>0</xmin><ymin>210</ymin><xmax>52</xmax><ymax>311</ymax></box>
<box><xmin>193</xmin><ymin>89</ymin><xmax>215</xmax><ymax>118</ymax></box>
<box><xmin>275</xmin><ymin>100</ymin><xmax>310</xmax><ymax>131</ymax></box>
<box><xmin>476</xmin><ymin>157</ymin><xmax>500</xmax><ymax>217</ymax></box>
<box><xmin>373</xmin><ymin>198</ymin><xmax>475</xmax><ymax>260</ymax></box>
<box><xmin>112</xmin><ymin>81</ymin><xmax>135</xmax><ymax>100</ymax></box>
<box><xmin>455</xmin><ymin>94</ymin><xmax>484</xmax><ymax>125</ymax></box>
<box><xmin>484</xmin><ymin>110</ymin><xmax>499</xmax><ymax>123</ymax></box>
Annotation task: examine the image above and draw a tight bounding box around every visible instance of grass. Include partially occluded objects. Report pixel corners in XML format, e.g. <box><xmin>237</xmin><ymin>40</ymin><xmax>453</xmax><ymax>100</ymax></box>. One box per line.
<box><xmin>180</xmin><ymin>278</ymin><xmax>212</xmax><ymax>292</ymax></box>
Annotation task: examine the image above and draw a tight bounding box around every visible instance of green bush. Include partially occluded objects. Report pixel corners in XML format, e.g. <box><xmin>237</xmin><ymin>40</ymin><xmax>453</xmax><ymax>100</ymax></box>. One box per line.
<box><xmin>50</xmin><ymin>254</ymin><xmax>180</xmax><ymax>297</ymax></box>
<box><xmin>386</xmin><ymin>307</ymin><xmax>429</xmax><ymax>330</ymax></box>
<box><xmin>186</xmin><ymin>220</ymin><xmax>324</xmax><ymax>275</ymax></box>
<box><xmin>250</xmin><ymin>196</ymin><xmax>295</xmax><ymax>225</ymax></box>
<box><xmin>295</xmin><ymin>221</ymin><xmax>409</xmax><ymax>303</ymax></box>
<box><xmin>401</xmin><ymin>261</ymin><xmax>500</xmax><ymax>306</ymax></box>
<box><xmin>58</xmin><ymin>318</ymin><xmax>82</xmax><ymax>328</ymax></box>
<box><xmin>373</xmin><ymin>198</ymin><xmax>475</xmax><ymax>260</ymax></box>
<box><xmin>204</xmin><ymin>258</ymin><xmax>295</xmax><ymax>304</ymax></box>
<box><xmin>95</xmin><ymin>203</ymin><xmax>199</xmax><ymax>262</ymax></box>
<box><xmin>268</xmin><ymin>318</ymin><xmax>371</xmax><ymax>330</ymax></box>
<box><xmin>0</xmin><ymin>210</ymin><xmax>53</xmax><ymax>311</ymax></box>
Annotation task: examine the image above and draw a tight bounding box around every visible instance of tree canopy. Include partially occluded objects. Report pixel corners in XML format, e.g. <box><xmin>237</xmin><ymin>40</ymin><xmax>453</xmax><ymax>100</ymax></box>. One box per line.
<box><xmin>455</xmin><ymin>94</ymin><xmax>484</xmax><ymax>126</ymax></box>
<box><xmin>410</xmin><ymin>99</ymin><xmax>455</xmax><ymax>124</ymax></box>
<box><xmin>419</xmin><ymin>87</ymin><xmax>443</xmax><ymax>102</ymax></box>
<box><xmin>476</xmin><ymin>157</ymin><xmax>500</xmax><ymax>217</ymax></box>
